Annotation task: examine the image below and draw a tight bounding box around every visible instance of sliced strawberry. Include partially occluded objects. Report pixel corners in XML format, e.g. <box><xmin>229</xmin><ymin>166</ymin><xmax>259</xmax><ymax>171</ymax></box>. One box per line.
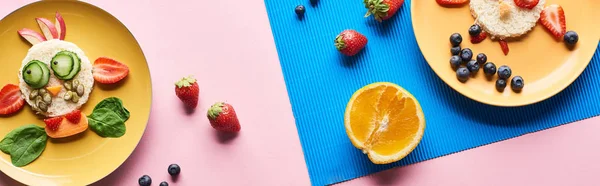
<box><xmin>44</xmin><ymin>117</ymin><xmax>63</xmax><ymax>131</ymax></box>
<box><xmin>540</xmin><ymin>4</ymin><xmax>566</xmax><ymax>40</ymax></box>
<box><xmin>93</xmin><ymin>57</ymin><xmax>129</xmax><ymax>84</ymax></box>
<box><xmin>436</xmin><ymin>0</ymin><xmax>469</xmax><ymax>5</ymax></box>
<box><xmin>65</xmin><ymin>110</ymin><xmax>81</xmax><ymax>124</ymax></box>
<box><xmin>499</xmin><ymin>40</ymin><xmax>509</xmax><ymax>55</ymax></box>
<box><xmin>0</xmin><ymin>84</ymin><xmax>25</xmax><ymax>115</ymax></box>
<box><xmin>470</xmin><ymin>32</ymin><xmax>487</xmax><ymax>44</ymax></box>
<box><xmin>514</xmin><ymin>0</ymin><xmax>539</xmax><ymax>9</ymax></box>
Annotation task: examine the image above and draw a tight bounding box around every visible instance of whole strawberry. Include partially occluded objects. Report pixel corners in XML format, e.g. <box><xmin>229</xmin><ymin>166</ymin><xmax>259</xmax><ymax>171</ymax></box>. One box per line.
<box><xmin>335</xmin><ymin>30</ymin><xmax>368</xmax><ymax>56</ymax></box>
<box><xmin>175</xmin><ymin>76</ymin><xmax>199</xmax><ymax>109</ymax></box>
<box><xmin>364</xmin><ymin>0</ymin><xmax>404</xmax><ymax>22</ymax></box>
<box><xmin>207</xmin><ymin>102</ymin><xmax>240</xmax><ymax>132</ymax></box>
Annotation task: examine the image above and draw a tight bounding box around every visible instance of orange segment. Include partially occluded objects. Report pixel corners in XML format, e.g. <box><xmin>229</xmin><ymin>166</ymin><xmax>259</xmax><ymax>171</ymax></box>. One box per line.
<box><xmin>345</xmin><ymin>82</ymin><xmax>425</xmax><ymax>164</ymax></box>
<box><xmin>46</xmin><ymin>85</ymin><xmax>62</xmax><ymax>97</ymax></box>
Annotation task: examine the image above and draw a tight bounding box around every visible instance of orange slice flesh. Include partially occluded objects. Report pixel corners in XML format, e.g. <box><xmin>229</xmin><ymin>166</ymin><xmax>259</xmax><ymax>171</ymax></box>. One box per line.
<box><xmin>345</xmin><ymin>82</ymin><xmax>425</xmax><ymax>164</ymax></box>
<box><xmin>46</xmin><ymin>85</ymin><xmax>62</xmax><ymax>97</ymax></box>
<box><xmin>45</xmin><ymin>113</ymin><xmax>89</xmax><ymax>138</ymax></box>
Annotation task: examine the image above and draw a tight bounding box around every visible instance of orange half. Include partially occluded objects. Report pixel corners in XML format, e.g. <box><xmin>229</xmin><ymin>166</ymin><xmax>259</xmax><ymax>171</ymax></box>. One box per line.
<box><xmin>344</xmin><ymin>82</ymin><xmax>426</xmax><ymax>164</ymax></box>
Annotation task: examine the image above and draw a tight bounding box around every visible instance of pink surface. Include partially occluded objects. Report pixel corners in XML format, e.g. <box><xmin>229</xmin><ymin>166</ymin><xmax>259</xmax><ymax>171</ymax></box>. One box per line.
<box><xmin>0</xmin><ymin>1</ymin><xmax>599</xmax><ymax>186</ymax></box>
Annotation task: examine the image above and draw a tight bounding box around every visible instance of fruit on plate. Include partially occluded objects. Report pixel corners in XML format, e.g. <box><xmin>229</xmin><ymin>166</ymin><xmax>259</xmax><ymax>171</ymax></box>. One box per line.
<box><xmin>496</xmin><ymin>79</ymin><xmax>507</xmax><ymax>92</ymax></box>
<box><xmin>36</xmin><ymin>18</ymin><xmax>58</xmax><ymax>40</ymax></box>
<box><xmin>511</xmin><ymin>76</ymin><xmax>525</xmax><ymax>92</ymax></box>
<box><xmin>468</xmin><ymin>24</ymin><xmax>482</xmax><ymax>36</ymax></box>
<box><xmin>466</xmin><ymin>60</ymin><xmax>479</xmax><ymax>73</ymax></box>
<box><xmin>363</xmin><ymin>0</ymin><xmax>404</xmax><ymax>22</ymax></box>
<box><xmin>55</xmin><ymin>12</ymin><xmax>67</xmax><ymax>40</ymax></box>
<box><xmin>22</xmin><ymin>60</ymin><xmax>51</xmax><ymax>89</ymax></box>
<box><xmin>449</xmin><ymin>55</ymin><xmax>461</xmax><ymax>70</ymax></box>
<box><xmin>207</xmin><ymin>102</ymin><xmax>241</xmax><ymax>132</ymax></box>
<box><xmin>456</xmin><ymin>67</ymin><xmax>470</xmax><ymax>82</ymax></box>
<box><xmin>0</xmin><ymin>84</ymin><xmax>25</xmax><ymax>115</ymax></box>
<box><xmin>450</xmin><ymin>46</ymin><xmax>461</xmax><ymax>55</ymax></box>
<box><xmin>93</xmin><ymin>57</ymin><xmax>129</xmax><ymax>84</ymax></box>
<box><xmin>449</xmin><ymin>33</ymin><xmax>462</xmax><ymax>47</ymax></box>
<box><xmin>470</xmin><ymin>0</ymin><xmax>545</xmax><ymax>40</ymax></box>
<box><xmin>483</xmin><ymin>62</ymin><xmax>496</xmax><ymax>76</ymax></box>
<box><xmin>18</xmin><ymin>28</ymin><xmax>46</xmax><ymax>45</ymax></box>
<box><xmin>344</xmin><ymin>82</ymin><xmax>425</xmax><ymax>164</ymax></box>
<box><xmin>499</xmin><ymin>40</ymin><xmax>509</xmax><ymax>55</ymax></box>
<box><xmin>476</xmin><ymin>53</ymin><xmax>487</xmax><ymax>65</ymax></box>
<box><xmin>175</xmin><ymin>76</ymin><xmax>199</xmax><ymax>109</ymax></box>
<box><xmin>563</xmin><ymin>31</ymin><xmax>578</xmax><ymax>45</ymax></box>
<box><xmin>436</xmin><ymin>0</ymin><xmax>469</xmax><ymax>6</ymax></box>
<box><xmin>460</xmin><ymin>48</ymin><xmax>473</xmax><ymax>62</ymax></box>
<box><xmin>46</xmin><ymin>85</ymin><xmax>62</xmax><ymax>97</ymax></box>
<box><xmin>497</xmin><ymin>65</ymin><xmax>512</xmax><ymax>79</ymax></box>
<box><xmin>470</xmin><ymin>32</ymin><xmax>487</xmax><ymax>44</ymax></box>
<box><xmin>335</xmin><ymin>30</ymin><xmax>368</xmax><ymax>56</ymax></box>
<box><xmin>44</xmin><ymin>110</ymin><xmax>89</xmax><ymax>138</ymax></box>
<box><xmin>514</xmin><ymin>0</ymin><xmax>539</xmax><ymax>9</ymax></box>
<box><xmin>540</xmin><ymin>4</ymin><xmax>566</xmax><ymax>40</ymax></box>
<box><xmin>51</xmin><ymin>50</ymin><xmax>81</xmax><ymax>80</ymax></box>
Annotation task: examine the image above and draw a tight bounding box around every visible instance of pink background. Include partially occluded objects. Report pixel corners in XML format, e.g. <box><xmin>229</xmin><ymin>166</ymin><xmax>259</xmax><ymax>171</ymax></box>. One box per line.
<box><xmin>1</xmin><ymin>0</ymin><xmax>599</xmax><ymax>185</ymax></box>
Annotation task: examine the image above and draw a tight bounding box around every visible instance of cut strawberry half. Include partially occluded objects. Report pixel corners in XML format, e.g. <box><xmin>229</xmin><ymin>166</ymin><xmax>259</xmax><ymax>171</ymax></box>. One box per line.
<box><xmin>65</xmin><ymin>110</ymin><xmax>81</xmax><ymax>124</ymax></box>
<box><xmin>436</xmin><ymin>0</ymin><xmax>469</xmax><ymax>5</ymax></box>
<box><xmin>540</xmin><ymin>4</ymin><xmax>566</xmax><ymax>40</ymax></box>
<box><xmin>44</xmin><ymin>117</ymin><xmax>63</xmax><ymax>131</ymax></box>
<box><xmin>470</xmin><ymin>32</ymin><xmax>487</xmax><ymax>44</ymax></box>
<box><xmin>499</xmin><ymin>40</ymin><xmax>509</xmax><ymax>55</ymax></box>
<box><xmin>514</xmin><ymin>0</ymin><xmax>539</xmax><ymax>9</ymax></box>
<box><xmin>93</xmin><ymin>57</ymin><xmax>130</xmax><ymax>84</ymax></box>
<box><xmin>0</xmin><ymin>84</ymin><xmax>25</xmax><ymax>115</ymax></box>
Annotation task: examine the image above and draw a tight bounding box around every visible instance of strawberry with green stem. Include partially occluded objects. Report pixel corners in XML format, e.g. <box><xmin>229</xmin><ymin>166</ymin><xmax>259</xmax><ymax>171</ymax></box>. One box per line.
<box><xmin>207</xmin><ymin>102</ymin><xmax>240</xmax><ymax>132</ymax></box>
<box><xmin>364</xmin><ymin>0</ymin><xmax>404</xmax><ymax>22</ymax></box>
<box><xmin>175</xmin><ymin>76</ymin><xmax>199</xmax><ymax>109</ymax></box>
<box><xmin>335</xmin><ymin>30</ymin><xmax>368</xmax><ymax>56</ymax></box>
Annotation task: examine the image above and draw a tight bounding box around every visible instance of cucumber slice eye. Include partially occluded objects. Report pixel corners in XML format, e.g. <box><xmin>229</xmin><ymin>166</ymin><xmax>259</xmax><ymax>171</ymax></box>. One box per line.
<box><xmin>51</xmin><ymin>51</ymin><xmax>80</xmax><ymax>80</ymax></box>
<box><xmin>22</xmin><ymin>60</ymin><xmax>50</xmax><ymax>89</ymax></box>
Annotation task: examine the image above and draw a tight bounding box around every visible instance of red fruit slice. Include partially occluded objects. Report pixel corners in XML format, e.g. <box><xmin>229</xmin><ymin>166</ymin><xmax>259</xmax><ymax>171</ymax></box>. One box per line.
<box><xmin>44</xmin><ymin>117</ymin><xmax>63</xmax><ymax>131</ymax></box>
<box><xmin>55</xmin><ymin>12</ymin><xmax>67</xmax><ymax>40</ymax></box>
<box><xmin>46</xmin><ymin>113</ymin><xmax>89</xmax><ymax>139</ymax></box>
<box><xmin>540</xmin><ymin>4</ymin><xmax>566</xmax><ymax>40</ymax></box>
<box><xmin>93</xmin><ymin>57</ymin><xmax>130</xmax><ymax>84</ymax></box>
<box><xmin>470</xmin><ymin>32</ymin><xmax>487</xmax><ymax>44</ymax></box>
<box><xmin>0</xmin><ymin>84</ymin><xmax>25</xmax><ymax>115</ymax></box>
<box><xmin>36</xmin><ymin>18</ymin><xmax>58</xmax><ymax>40</ymax></box>
<box><xmin>436</xmin><ymin>0</ymin><xmax>469</xmax><ymax>5</ymax></box>
<box><xmin>499</xmin><ymin>40</ymin><xmax>509</xmax><ymax>55</ymax></box>
<box><xmin>514</xmin><ymin>0</ymin><xmax>539</xmax><ymax>9</ymax></box>
<box><xmin>65</xmin><ymin>110</ymin><xmax>81</xmax><ymax>124</ymax></box>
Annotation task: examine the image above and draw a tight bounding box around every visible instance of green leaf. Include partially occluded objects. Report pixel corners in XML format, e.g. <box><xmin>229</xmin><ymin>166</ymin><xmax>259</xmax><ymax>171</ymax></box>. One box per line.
<box><xmin>0</xmin><ymin>125</ymin><xmax>29</xmax><ymax>154</ymax></box>
<box><xmin>6</xmin><ymin>125</ymin><xmax>47</xmax><ymax>167</ymax></box>
<box><xmin>88</xmin><ymin>108</ymin><xmax>126</xmax><ymax>138</ymax></box>
<box><xmin>93</xmin><ymin>97</ymin><xmax>130</xmax><ymax>121</ymax></box>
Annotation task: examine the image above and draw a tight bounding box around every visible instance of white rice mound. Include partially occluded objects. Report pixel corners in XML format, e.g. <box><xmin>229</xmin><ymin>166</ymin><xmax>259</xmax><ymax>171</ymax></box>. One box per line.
<box><xmin>18</xmin><ymin>39</ymin><xmax>94</xmax><ymax>117</ymax></box>
<box><xmin>470</xmin><ymin>0</ymin><xmax>545</xmax><ymax>40</ymax></box>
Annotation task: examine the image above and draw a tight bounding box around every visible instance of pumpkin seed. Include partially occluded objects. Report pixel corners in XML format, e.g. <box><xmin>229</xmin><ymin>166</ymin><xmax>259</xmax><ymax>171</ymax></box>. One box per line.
<box><xmin>72</xmin><ymin>80</ymin><xmax>80</xmax><ymax>88</ymax></box>
<box><xmin>38</xmin><ymin>89</ymin><xmax>47</xmax><ymax>94</ymax></box>
<box><xmin>35</xmin><ymin>95</ymin><xmax>43</xmax><ymax>104</ymax></box>
<box><xmin>64</xmin><ymin>81</ymin><xmax>72</xmax><ymax>90</ymax></box>
<box><xmin>76</xmin><ymin>84</ymin><xmax>84</xmax><ymax>96</ymax></box>
<box><xmin>43</xmin><ymin>93</ymin><xmax>52</xmax><ymax>104</ymax></box>
<box><xmin>64</xmin><ymin>91</ymin><xmax>73</xmax><ymax>101</ymax></box>
<box><xmin>29</xmin><ymin>90</ymin><xmax>39</xmax><ymax>100</ymax></box>
<box><xmin>71</xmin><ymin>94</ymin><xmax>80</xmax><ymax>103</ymax></box>
<box><xmin>38</xmin><ymin>102</ymin><xmax>48</xmax><ymax>112</ymax></box>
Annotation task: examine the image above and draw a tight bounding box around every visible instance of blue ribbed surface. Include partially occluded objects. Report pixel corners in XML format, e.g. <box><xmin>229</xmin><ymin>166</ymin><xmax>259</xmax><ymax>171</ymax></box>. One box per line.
<box><xmin>264</xmin><ymin>0</ymin><xmax>600</xmax><ymax>185</ymax></box>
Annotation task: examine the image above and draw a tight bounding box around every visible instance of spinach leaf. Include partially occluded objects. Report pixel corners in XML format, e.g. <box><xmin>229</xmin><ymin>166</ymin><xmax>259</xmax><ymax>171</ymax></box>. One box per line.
<box><xmin>88</xmin><ymin>108</ymin><xmax>126</xmax><ymax>137</ymax></box>
<box><xmin>1</xmin><ymin>125</ymin><xmax>47</xmax><ymax>167</ymax></box>
<box><xmin>0</xmin><ymin>125</ymin><xmax>32</xmax><ymax>154</ymax></box>
<box><xmin>94</xmin><ymin>97</ymin><xmax>130</xmax><ymax>121</ymax></box>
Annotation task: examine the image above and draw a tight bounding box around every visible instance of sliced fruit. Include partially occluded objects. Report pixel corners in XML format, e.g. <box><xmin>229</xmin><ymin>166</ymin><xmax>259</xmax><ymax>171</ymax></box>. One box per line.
<box><xmin>22</xmin><ymin>60</ymin><xmax>50</xmax><ymax>89</ymax></box>
<box><xmin>51</xmin><ymin>51</ymin><xmax>81</xmax><ymax>80</ymax></box>
<box><xmin>65</xmin><ymin>110</ymin><xmax>81</xmax><ymax>123</ymax></box>
<box><xmin>36</xmin><ymin>18</ymin><xmax>58</xmax><ymax>40</ymax></box>
<box><xmin>470</xmin><ymin>32</ymin><xmax>487</xmax><ymax>44</ymax></box>
<box><xmin>44</xmin><ymin>117</ymin><xmax>63</xmax><ymax>131</ymax></box>
<box><xmin>45</xmin><ymin>113</ymin><xmax>89</xmax><ymax>138</ymax></box>
<box><xmin>55</xmin><ymin>12</ymin><xmax>67</xmax><ymax>40</ymax></box>
<box><xmin>514</xmin><ymin>0</ymin><xmax>539</xmax><ymax>9</ymax></box>
<box><xmin>436</xmin><ymin>0</ymin><xmax>469</xmax><ymax>6</ymax></box>
<box><xmin>46</xmin><ymin>86</ymin><xmax>62</xmax><ymax>97</ymax></box>
<box><xmin>540</xmin><ymin>4</ymin><xmax>566</xmax><ymax>40</ymax></box>
<box><xmin>0</xmin><ymin>84</ymin><xmax>25</xmax><ymax>115</ymax></box>
<box><xmin>499</xmin><ymin>40</ymin><xmax>509</xmax><ymax>55</ymax></box>
<box><xmin>93</xmin><ymin>57</ymin><xmax>130</xmax><ymax>84</ymax></box>
<box><xmin>18</xmin><ymin>28</ymin><xmax>46</xmax><ymax>45</ymax></box>
<box><xmin>344</xmin><ymin>82</ymin><xmax>425</xmax><ymax>164</ymax></box>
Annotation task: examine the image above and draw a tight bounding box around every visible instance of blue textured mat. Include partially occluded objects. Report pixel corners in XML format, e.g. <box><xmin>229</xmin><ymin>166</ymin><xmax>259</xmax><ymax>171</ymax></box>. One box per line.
<box><xmin>263</xmin><ymin>0</ymin><xmax>600</xmax><ymax>185</ymax></box>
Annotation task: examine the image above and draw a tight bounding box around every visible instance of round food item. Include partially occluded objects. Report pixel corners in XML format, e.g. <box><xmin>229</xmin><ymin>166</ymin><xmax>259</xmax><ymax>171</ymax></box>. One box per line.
<box><xmin>18</xmin><ymin>40</ymin><xmax>94</xmax><ymax>117</ymax></box>
<box><xmin>470</xmin><ymin>0</ymin><xmax>546</xmax><ymax>40</ymax></box>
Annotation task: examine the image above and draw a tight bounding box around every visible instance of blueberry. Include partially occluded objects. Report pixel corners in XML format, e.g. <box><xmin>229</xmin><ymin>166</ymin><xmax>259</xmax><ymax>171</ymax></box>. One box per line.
<box><xmin>160</xmin><ymin>181</ymin><xmax>169</xmax><ymax>186</ymax></box>
<box><xmin>564</xmin><ymin>31</ymin><xmax>578</xmax><ymax>45</ymax></box>
<box><xmin>476</xmin><ymin>53</ymin><xmax>487</xmax><ymax>65</ymax></box>
<box><xmin>460</xmin><ymin>48</ymin><xmax>473</xmax><ymax>62</ymax></box>
<box><xmin>483</xmin><ymin>62</ymin><xmax>496</xmax><ymax>76</ymax></box>
<box><xmin>450</xmin><ymin>55</ymin><xmax>461</xmax><ymax>69</ymax></box>
<box><xmin>496</xmin><ymin>79</ymin><xmax>507</xmax><ymax>92</ymax></box>
<box><xmin>467</xmin><ymin>60</ymin><xmax>479</xmax><ymax>73</ymax></box>
<box><xmin>468</xmin><ymin>24</ymin><xmax>482</xmax><ymax>36</ymax></box>
<box><xmin>450</xmin><ymin>46</ymin><xmax>461</xmax><ymax>55</ymax></box>
<box><xmin>456</xmin><ymin>67</ymin><xmax>470</xmax><ymax>82</ymax></box>
<box><xmin>511</xmin><ymin>76</ymin><xmax>525</xmax><ymax>92</ymax></box>
<box><xmin>168</xmin><ymin>164</ymin><xmax>181</xmax><ymax>176</ymax></box>
<box><xmin>138</xmin><ymin>175</ymin><xmax>152</xmax><ymax>186</ymax></box>
<box><xmin>497</xmin><ymin>65</ymin><xmax>512</xmax><ymax>79</ymax></box>
<box><xmin>295</xmin><ymin>5</ymin><xmax>305</xmax><ymax>16</ymax></box>
<box><xmin>450</xmin><ymin>33</ymin><xmax>462</xmax><ymax>46</ymax></box>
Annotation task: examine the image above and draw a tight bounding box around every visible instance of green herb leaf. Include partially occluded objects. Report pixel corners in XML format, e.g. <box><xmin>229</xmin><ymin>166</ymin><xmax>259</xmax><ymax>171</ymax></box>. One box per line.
<box><xmin>88</xmin><ymin>108</ymin><xmax>126</xmax><ymax>138</ymax></box>
<box><xmin>3</xmin><ymin>125</ymin><xmax>47</xmax><ymax>167</ymax></box>
<box><xmin>93</xmin><ymin>97</ymin><xmax>130</xmax><ymax>121</ymax></box>
<box><xmin>0</xmin><ymin>125</ymin><xmax>29</xmax><ymax>154</ymax></box>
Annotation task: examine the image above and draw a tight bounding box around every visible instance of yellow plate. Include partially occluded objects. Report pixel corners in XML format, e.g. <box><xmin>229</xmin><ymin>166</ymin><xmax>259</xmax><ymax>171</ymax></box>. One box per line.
<box><xmin>412</xmin><ymin>0</ymin><xmax>600</xmax><ymax>107</ymax></box>
<box><xmin>0</xmin><ymin>1</ymin><xmax>151</xmax><ymax>185</ymax></box>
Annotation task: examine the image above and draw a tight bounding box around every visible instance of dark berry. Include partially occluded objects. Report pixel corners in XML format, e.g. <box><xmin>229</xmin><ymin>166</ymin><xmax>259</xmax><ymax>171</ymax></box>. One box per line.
<box><xmin>497</xmin><ymin>65</ymin><xmax>512</xmax><ymax>79</ymax></box>
<box><xmin>456</xmin><ymin>67</ymin><xmax>470</xmax><ymax>82</ymax></box>
<box><xmin>451</xmin><ymin>46</ymin><xmax>461</xmax><ymax>55</ymax></box>
<box><xmin>460</xmin><ymin>48</ymin><xmax>473</xmax><ymax>62</ymax></box>
<box><xmin>295</xmin><ymin>5</ymin><xmax>305</xmax><ymax>16</ymax></box>
<box><xmin>476</xmin><ymin>53</ymin><xmax>487</xmax><ymax>65</ymax></box>
<box><xmin>483</xmin><ymin>62</ymin><xmax>497</xmax><ymax>76</ymax></box>
<box><xmin>450</xmin><ymin>33</ymin><xmax>462</xmax><ymax>46</ymax></box>
<box><xmin>450</xmin><ymin>55</ymin><xmax>461</xmax><ymax>69</ymax></box>
<box><xmin>469</xmin><ymin>24</ymin><xmax>482</xmax><ymax>36</ymax></box>
<box><xmin>160</xmin><ymin>181</ymin><xmax>169</xmax><ymax>186</ymax></box>
<box><xmin>467</xmin><ymin>60</ymin><xmax>479</xmax><ymax>73</ymax></box>
<box><xmin>511</xmin><ymin>76</ymin><xmax>525</xmax><ymax>92</ymax></box>
<box><xmin>168</xmin><ymin>164</ymin><xmax>181</xmax><ymax>176</ymax></box>
<box><xmin>496</xmin><ymin>79</ymin><xmax>507</xmax><ymax>92</ymax></box>
<box><xmin>564</xmin><ymin>31</ymin><xmax>578</xmax><ymax>45</ymax></box>
<box><xmin>138</xmin><ymin>175</ymin><xmax>152</xmax><ymax>186</ymax></box>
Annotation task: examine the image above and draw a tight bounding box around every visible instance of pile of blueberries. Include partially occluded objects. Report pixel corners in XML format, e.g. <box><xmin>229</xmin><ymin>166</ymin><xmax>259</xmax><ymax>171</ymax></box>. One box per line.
<box><xmin>449</xmin><ymin>33</ymin><xmax>524</xmax><ymax>92</ymax></box>
<box><xmin>138</xmin><ymin>164</ymin><xmax>181</xmax><ymax>186</ymax></box>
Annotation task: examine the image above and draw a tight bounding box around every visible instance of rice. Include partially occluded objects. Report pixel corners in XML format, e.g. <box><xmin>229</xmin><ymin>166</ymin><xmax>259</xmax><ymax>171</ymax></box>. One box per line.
<box><xmin>470</xmin><ymin>0</ymin><xmax>545</xmax><ymax>40</ymax></box>
<box><xmin>18</xmin><ymin>39</ymin><xmax>94</xmax><ymax>117</ymax></box>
